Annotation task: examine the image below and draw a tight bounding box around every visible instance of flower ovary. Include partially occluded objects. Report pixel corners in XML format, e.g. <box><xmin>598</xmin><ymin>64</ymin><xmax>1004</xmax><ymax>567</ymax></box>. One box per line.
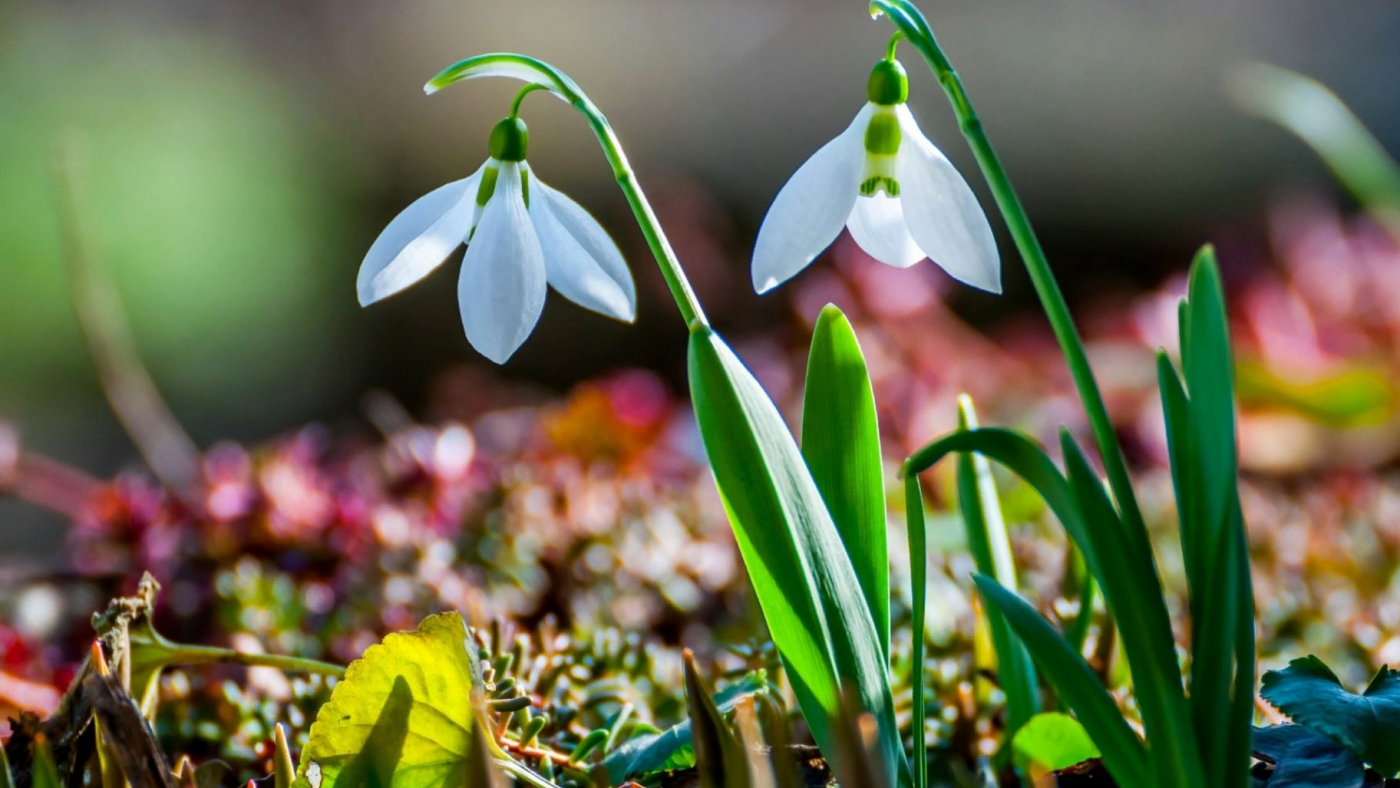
<box><xmin>488</xmin><ymin>117</ymin><xmax>530</xmax><ymax>162</ymax></box>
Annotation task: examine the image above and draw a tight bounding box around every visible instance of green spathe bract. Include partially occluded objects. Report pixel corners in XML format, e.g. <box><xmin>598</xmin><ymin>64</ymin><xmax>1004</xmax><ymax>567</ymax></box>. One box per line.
<box><xmin>688</xmin><ymin>323</ymin><xmax>905</xmax><ymax>785</ymax></box>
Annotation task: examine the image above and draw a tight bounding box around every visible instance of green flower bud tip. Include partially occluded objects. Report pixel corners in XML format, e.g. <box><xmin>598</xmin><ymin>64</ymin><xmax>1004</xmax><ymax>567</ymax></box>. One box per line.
<box><xmin>489</xmin><ymin>116</ymin><xmax>529</xmax><ymax>162</ymax></box>
<box><xmin>867</xmin><ymin>58</ymin><xmax>908</xmax><ymax>105</ymax></box>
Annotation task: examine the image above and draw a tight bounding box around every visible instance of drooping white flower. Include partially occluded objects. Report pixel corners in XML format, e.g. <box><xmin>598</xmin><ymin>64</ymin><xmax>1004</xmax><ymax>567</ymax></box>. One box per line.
<box><xmin>357</xmin><ymin>116</ymin><xmax>636</xmax><ymax>363</ymax></box>
<box><xmin>752</xmin><ymin>58</ymin><xmax>1000</xmax><ymax>295</ymax></box>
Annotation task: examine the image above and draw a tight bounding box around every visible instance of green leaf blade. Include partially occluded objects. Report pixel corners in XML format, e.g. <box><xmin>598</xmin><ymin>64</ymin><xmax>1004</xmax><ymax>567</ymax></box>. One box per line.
<box><xmin>972</xmin><ymin>576</ymin><xmax>1150</xmax><ymax>788</ymax></box>
<box><xmin>905</xmin><ymin>475</ymin><xmax>928</xmax><ymax>788</ymax></box>
<box><xmin>953</xmin><ymin>397</ymin><xmax>1039</xmax><ymax>740</ymax></box>
<box><xmin>688</xmin><ymin>325</ymin><xmax>904</xmax><ymax>784</ymax></box>
<box><xmin>1251</xmin><ymin>725</ymin><xmax>1365</xmax><ymax>788</ymax></box>
<box><xmin>803</xmin><ymin>304</ymin><xmax>888</xmax><ymax>660</ymax></box>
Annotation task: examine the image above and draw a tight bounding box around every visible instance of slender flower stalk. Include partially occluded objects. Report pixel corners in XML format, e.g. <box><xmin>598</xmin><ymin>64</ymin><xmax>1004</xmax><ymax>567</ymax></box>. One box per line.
<box><xmin>426</xmin><ymin>54</ymin><xmax>708</xmax><ymax>331</ymax></box>
<box><xmin>872</xmin><ymin>0</ymin><xmax>1146</xmax><ymax>536</ymax></box>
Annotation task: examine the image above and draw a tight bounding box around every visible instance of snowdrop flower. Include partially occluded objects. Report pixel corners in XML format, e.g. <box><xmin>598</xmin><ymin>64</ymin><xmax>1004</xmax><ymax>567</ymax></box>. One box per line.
<box><xmin>357</xmin><ymin>116</ymin><xmax>636</xmax><ymax>363</ymax></box>
<box><xmin>752</xmin><ymin>58</ymin><xmax>999</xmax><ymax>294</ymax></box>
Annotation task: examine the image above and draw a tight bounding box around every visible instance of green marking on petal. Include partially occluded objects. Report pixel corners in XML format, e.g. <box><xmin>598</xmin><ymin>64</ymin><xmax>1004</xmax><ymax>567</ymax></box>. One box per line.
<box><xmin>864</xmin><ymin>110</ymin><xmax>902</xmax><ymax>156</ymax></box>
<box><xmin>476</xmin><ymin>164</ymin><xmax>500</xmax><ymax>208</ymax></box>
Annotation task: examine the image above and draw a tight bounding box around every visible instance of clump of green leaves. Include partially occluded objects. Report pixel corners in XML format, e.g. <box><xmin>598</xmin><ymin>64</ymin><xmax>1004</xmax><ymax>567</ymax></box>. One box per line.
<box><xmin>905</xmin><ymin>248</ymin><xmax>1255</xmax><ymax>788</ymax></box>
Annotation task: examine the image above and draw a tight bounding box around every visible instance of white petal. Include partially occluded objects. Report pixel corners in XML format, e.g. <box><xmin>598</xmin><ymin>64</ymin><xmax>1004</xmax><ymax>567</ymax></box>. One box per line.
<box><xmin>357</xmin><ymin>165</ymin><xmax>484</xmax><ymax>306</ymax></box>
<box><xmin>530</xmin><ymin>179</ymin><xmax>636</xmax><ymax>322</ymax></box>
<box><xmin>458</xmin><ymin>162</ymin><xmax>547</xmax><ymax>364</ymax></box>
<box><xmin>751</xmin><ymin>104</ymin><xmax>873</xmax><ymax>294</ymax></box>
<box><xmin>847</xmin><ymin>193</ymin><xmax>925</xmax><ymax>268</ymax></box>
<box><xmin>894</xmin><ymin>105</ymin><xmax>1001</xmax><ymax>293</ymax></box>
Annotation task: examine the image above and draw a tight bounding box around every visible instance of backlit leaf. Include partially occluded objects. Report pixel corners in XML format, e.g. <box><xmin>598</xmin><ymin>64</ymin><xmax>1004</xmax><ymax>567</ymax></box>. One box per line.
<box><xmin>802</xmin><ymin>304</ymin><xmax>888</xmax><ymax>660</ymax></box>
<box><xmin>1012</xmin><ymin>712</ymin><xmax>1101</xmax><ymax>778</ymax></box>
<box><xmin>293</xmin><ymin>613</ymin><xmax>483</xmax><ymax>788</ymax></box>
<box><xmin>688</xmin><ymin>324</ymin><xmax>904</xmax><ymax>783</ymax></box>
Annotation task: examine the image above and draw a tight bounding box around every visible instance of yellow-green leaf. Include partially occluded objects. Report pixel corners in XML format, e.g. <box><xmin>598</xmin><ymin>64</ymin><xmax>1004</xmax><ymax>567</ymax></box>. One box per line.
<box><xmin>293</xmin><ymin>613</ymin><xmax>480</xmax><ymax>788</ymax></box>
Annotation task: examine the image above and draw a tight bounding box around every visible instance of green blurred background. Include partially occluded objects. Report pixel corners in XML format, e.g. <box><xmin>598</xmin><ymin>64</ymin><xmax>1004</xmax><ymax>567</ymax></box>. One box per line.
<box><xmin>2</xmin><ymin>0</ymin><xmax>1399</xmax><ymax>507</ymax></box>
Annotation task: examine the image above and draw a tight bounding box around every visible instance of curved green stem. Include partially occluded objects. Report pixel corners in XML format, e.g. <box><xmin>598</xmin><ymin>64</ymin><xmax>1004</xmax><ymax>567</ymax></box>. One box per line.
<box><xmin>509</xmin><ymin>83</ymin><xmax>549</xmax><ymax>119</ymax></box>
<box><xmin>164</xmin><ymin>643</ymin><xmax>345</xmax><ymax>676</ymax></box>
<box><xmin>427</xmin><ymin>54</ymin><xmax>707</xmax><ymax>329</ymax></box>
<box><xmin>871</xmin><ymin>0</ymin><xmax>1145</xmax><ymax>537</ymax></box>
<box><xmin>885</xmin><ymin>31</ymin><xmax>903</xmax><ymax>62</ymax></box>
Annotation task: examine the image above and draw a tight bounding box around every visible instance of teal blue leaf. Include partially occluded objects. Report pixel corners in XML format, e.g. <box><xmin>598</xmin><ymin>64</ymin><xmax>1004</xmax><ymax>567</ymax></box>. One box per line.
<box><xmin>601</xmin><ymin>671</ymin><xmax>769</xmax><ymax>783</ymax></box>
<box><xmin>1251</xmin><ymin>725</ymin><xmax>1363</xmax><ymax>788</ymax></box>
<box><xmin>1261</xmin><ymin>656</ymin><xmax>1400</xmax><ymax>776</ymax></box>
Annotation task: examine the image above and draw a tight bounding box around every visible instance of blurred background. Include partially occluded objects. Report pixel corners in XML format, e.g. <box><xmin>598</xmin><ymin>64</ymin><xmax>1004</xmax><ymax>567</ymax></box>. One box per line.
<box><xmin>7</xmin><ymin>1</ymin><xmax>1400</xmax><ymax>755</ymax></box>
<box><xmin>3</xmin><ymin>0</ymin><xmax>1400</xmax><ymax>546</ymax></box>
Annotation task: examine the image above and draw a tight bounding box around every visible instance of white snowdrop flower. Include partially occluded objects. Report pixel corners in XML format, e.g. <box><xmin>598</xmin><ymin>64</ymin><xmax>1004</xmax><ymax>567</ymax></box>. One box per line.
<box><xmin>751</xmin><ymin>58</ymin><xmax>1000</xmax><ymax>295</ymax></box>
<box><xmin>357</xmin><ymin>116</ymin><xmax>637</xmax><ymax>363</ymax></box>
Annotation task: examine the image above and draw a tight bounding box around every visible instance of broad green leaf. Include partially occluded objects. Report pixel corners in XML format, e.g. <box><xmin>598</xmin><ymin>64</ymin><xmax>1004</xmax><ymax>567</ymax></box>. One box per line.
<box><xmin>292</xmin><ymin>613</ymin><xmax>521</xmax><ymax>788</ymax></box>
<box><xmin>1261</xmin><ymin>656</ymin><xmax>1400</xmax><ymax>776</ymax></box>
<box><xmin>600</xmin><ymin>672</ymin><xmax>769</xmax><ymax>783</ymax></box>
<box><xmin>1251</xmin><ymin>725</ymin><xmax>1364</xmax><ymax>788</ymax></box>
<box><xmin>954</xmin><ymin>396</ymin><xmax>1038</xmax><ymax>741</ymax></box>
<box><xmin>904</xmin><ymin>475</ymin><xmax>928</xmax><ymax>788</ymax></box>
<box><xmin>1012</xmin><ymin>712</ymin><xmax>1101</xmax><ymax>778</ymax></box>
<box><xmin>688</xmin><ymin>325</ymin><xmax>904</xmax><ymax>783</ymax></box>
<box><xmin>972</xmin><ymin>576</ymin><xmax>1150</xmax><ymax>788</ymax></box>
<box><xmin>803</xmin><ymin>304</ymin><xmax>888</xmax><ymax>660</ymax></box>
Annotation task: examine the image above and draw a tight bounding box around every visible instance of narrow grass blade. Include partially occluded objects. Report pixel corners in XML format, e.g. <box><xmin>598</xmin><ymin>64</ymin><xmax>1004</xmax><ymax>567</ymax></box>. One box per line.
<box><xmin>0</xmin><ymin>736</ymin><xmax>15</xmax><ymax>788</ymax></box>
<box><xmin>904</xmin><ymin>428</ymin><xmax>1088</xmax><ymax>564</ymax></box>
<box><xmin>684</xmin><ymin>651</ymin><xmax>752</xmax><ymax>788</ymax></box>
<box><xmin>803</xmin><ymin>304</ymin><xmax>889</xmax><ymax>660</ymax></box>
<box><xmin>972</xmin><ymin>576</ymin><xmax>1150</xmax><ymax>788</ymax></box>
<box><xmin>1060</xmin><ymin>432</ymin><xmax>1201</xmax><ymax>788</ymax></box>
<box><xmin>688</xmin><ymin>324</ymin><xmax>905</xmax><ymax>784</ymax></box>
<box><xmin>1175</xmin><ymin>249</ymin><xmax>1255</xmax><ymax>788</ymax></box>
<box><xmin>31</xmin><ymin>737</ymin><xmax>61</xmax><ymax>788</ymax></box>
<box><xmin>904</xmin><ymin>475</ymin><xmax>928</xmax><ymax>788</ymax></box>
<box><xmin>954</xmin><ymin>397</ymin><xmax>1039</xmax><ymax>741</ymax></box>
